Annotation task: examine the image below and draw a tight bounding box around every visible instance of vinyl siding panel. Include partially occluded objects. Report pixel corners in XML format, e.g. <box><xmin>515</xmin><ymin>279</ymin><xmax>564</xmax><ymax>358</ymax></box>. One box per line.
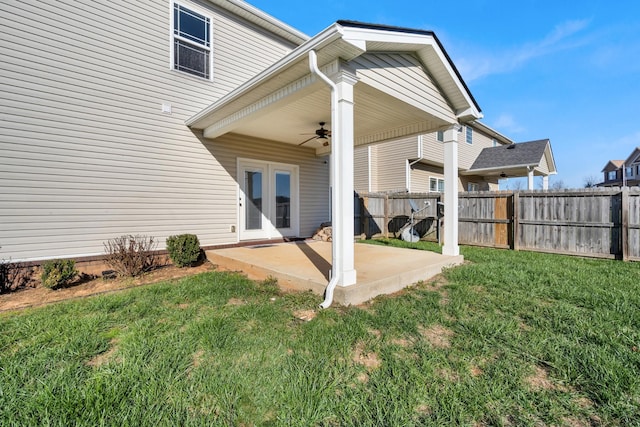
<box><xmin>354</xmin><ymin>146</ymin><xmax>369</xmax><ymax>193</ymax></box>
<box><xmin>0</xmin><ymin>0</ymin><xmax>301</xmax><ymax>261</ymax></box>
<box><xmin>370</xmin><ymin>136</ymin><xmax>418</xmax><ymax>192</ymax></box>
<box><xmin>458</xmin><ymin>127</ymin><xmax>498</xmax><ymax>170</ymax></box>
<box><xmin>352</xmin><ymin>53</ymin><xmax>455</xmax><ymax>123</ymax></box>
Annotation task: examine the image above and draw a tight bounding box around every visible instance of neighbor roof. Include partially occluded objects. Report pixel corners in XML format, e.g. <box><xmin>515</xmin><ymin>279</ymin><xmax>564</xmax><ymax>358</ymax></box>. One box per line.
<box><xmin>468</xmin><ymin>139</ymin><xmax>554</xmax><ymax>172</ymax></box>
<box><xmin>601</xmin><ymin>160</ymin><xmax>624</xmax><ymax>172</ymax></box>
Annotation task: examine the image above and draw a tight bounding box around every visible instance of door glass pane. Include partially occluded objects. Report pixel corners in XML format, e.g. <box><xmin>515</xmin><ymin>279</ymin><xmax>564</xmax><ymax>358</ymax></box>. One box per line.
<box><xmin>245</xmin><ymin>171</ymin><xmax>262</xmax><ymax>230</ymax></box>
<box><xmin>275</xmin><ymin>172</ymin><xmax>290</xmax><ymax>229</ymax></box>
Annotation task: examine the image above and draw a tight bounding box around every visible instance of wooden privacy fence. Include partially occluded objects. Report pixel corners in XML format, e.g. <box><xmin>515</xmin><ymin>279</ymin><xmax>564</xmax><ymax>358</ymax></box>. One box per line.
<box><xmin>357</xmin><ymin>188</ymin><xmax>640</xmax><ymax>261</ymax></box>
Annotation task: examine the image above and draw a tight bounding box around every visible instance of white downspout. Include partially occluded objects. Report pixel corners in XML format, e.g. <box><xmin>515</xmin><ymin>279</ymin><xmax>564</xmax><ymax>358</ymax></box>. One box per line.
<box><xmin>407</xmin><ymin>135</ymin><xmax>425</xmax><ymax>191</ymax></box>
<box><xmin>309</xmin><ymin>50</ymin><xmax>340</xmax><ymax>309</ymax></box>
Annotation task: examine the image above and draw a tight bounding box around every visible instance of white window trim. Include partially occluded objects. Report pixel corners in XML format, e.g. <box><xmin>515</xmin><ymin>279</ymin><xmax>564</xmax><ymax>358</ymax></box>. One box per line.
<box><xmin>170</xmin><ymin>0</ymin><xmax>214</xmax><ymax>81</ymax></box>
<box><xmin>465</xmin><ymin>126</ymin><xmax>473</xmax><ymax>145</ymax></box>
<box><xmin>429</xmin><ymin>176</ymin><xmax>445</xmax><ymax>193</ymax></box>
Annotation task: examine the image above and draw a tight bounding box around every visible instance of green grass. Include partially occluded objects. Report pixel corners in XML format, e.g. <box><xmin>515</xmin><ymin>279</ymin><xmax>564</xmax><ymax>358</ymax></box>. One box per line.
<box><xmin>1</xmin><ymin>245</ymin><xmax>639</xmax><ymax>426</ymax></box>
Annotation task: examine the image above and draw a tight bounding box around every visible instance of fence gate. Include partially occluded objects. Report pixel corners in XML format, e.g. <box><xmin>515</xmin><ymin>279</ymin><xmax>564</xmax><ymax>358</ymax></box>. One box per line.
<box><xmin>458</xmin><ymin>193</ymin><xmax>512</xmax><ymax>249</ymax></box>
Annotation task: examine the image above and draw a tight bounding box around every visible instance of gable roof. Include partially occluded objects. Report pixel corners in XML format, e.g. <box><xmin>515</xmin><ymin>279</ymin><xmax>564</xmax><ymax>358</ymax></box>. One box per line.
<box><xmin>624</xmin><ymin>147</ymin><xmax>640</xmax><ymax>165</ymax></box>
<box><xmin>601</xmin><ymin>160</ymin><xmax>624</xmax><ymax>172</ymax></box>
<box><xmin>466</xmin><ymin>139</ymin><xmax>557</xmax><ymax>177</ymax></box>
<box><xmin>187</xmin><ymin>20</ymin><xmax>483</xmax><ymax>151</ymax></box>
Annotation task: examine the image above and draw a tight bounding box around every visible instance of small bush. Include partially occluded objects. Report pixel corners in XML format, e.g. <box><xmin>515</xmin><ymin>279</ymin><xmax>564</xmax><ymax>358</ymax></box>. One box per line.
<box><xmin>0</xmin><ymin>261</ymin><xmax>34</xmax><ymax>293</ymax></box>
<box><xmin>41</xmin><ymin>259</ymin><xmax>78</xmax><ymax>289</ymax></box>
<box><xmin>104</xmin><ymin>235</ymin><xmax>158</xmax><ymax>277</ymax></box>
<box><xmin>166</xmin><ymin>234</ymin><xmax>201</xmax><ymax>267</ymax></box>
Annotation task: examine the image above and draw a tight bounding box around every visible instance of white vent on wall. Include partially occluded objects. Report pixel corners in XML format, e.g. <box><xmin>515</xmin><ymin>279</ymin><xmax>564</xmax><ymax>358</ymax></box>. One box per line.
<box><xmin>162</xmin><ymin>103</ymin><xmax>172</xmax><ymax>114</ymax></box>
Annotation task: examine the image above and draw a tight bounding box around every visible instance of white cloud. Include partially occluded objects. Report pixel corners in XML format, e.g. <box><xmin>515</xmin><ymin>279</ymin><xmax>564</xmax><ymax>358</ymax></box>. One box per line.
<box><xmin>457</xmin><ymin>19</ymin><xmax>591</xmax><ymax>82</ymax></box>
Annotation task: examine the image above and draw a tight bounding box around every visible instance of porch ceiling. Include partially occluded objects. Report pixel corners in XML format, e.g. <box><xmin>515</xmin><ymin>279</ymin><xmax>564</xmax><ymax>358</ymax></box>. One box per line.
<box><xmin>186</xmin><ymin>21</ymin><xmax>482</xmax><ymax>154</ymax></box>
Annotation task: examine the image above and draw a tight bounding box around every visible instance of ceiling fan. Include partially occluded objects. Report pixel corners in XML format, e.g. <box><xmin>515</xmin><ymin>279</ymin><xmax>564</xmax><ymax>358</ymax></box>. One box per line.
<box><xmin>299</xmin><ymin>122</ymin><xmax>330</xmax><ymax>146</ymax></box>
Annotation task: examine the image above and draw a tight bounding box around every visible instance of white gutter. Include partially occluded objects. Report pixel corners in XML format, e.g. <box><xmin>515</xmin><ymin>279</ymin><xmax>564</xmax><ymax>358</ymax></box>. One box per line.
<box><xmin>309</xmin><ymin>50</ymin><xmax>340</xmax><ymax>309</ymax></box>
<box><xmin>186</xmin><ymin>23</ymin><xmax>349</xmax><ymax>128</ymax></box>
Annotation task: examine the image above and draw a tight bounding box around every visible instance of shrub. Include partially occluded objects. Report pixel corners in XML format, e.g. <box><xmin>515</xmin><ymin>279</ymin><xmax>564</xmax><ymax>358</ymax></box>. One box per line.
<box><xmin>0</xmin><ymin>260</ymin><xmax>34</xmax><ymax>293</ymax></box>
<box><xmin>104</xmin><ymin>235</ymin><xmax>158</xmax><ymax>277</ymax></box>
<box><xmin>166</xmin><ymin>234</ymin><xmax>201</xmax><ymax>267</ymax></box>
<box><xmin>41</xmin><ymin>259</ymin><xmax>78</xmax><ymax>289</ymax></box>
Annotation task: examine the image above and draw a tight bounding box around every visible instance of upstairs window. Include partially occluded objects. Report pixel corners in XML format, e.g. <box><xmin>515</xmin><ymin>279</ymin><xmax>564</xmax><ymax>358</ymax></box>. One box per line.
<box><xmin>173</xmin><ymin>3</ymin><xmax>211</xmax><ymax>79</ymax></box>
<box><xmin>626</xmin><ymin>166</ymin><xmax>634</xmax><ymax>177</ymax></box>
<box><xmin>607</xmin><ymin>171</ymin><xmax>617</xmax><ymax>180</ymax></box>
<box><xmin>436</xmin><ymin>130</ymin><xmax>444</xmax><ymax>142</ymax></box>
<box><xmin>465</xmin><ymin>126</ymin><xmax>473</xmax><ymax>144</ymax></box>
<box><xmin>468</xmin><ymin>182</ymin><xmax>479</xmax><ymax>191</ymax></box>
<box><xmin>492</xmin><ymin>138</ymin><xmax>497</xmax><ymax>147</ymax></box>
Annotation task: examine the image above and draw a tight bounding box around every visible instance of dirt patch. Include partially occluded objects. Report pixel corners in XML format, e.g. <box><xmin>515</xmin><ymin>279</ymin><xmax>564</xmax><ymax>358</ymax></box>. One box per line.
<box><xmin>368</xmin><ymin>329</ymin><xmax>382</xmax><ymax>339</ymax></box>
<box><xmin>422</xmin><ymin>275</ymin><xmax>450</xmax><ymax>304</ymax></box>
<box><xmin>352</xmin><ymin>341</ymin><xmax>381</xmax><ymax>369</ymax></box>
<box><xmin>0</xmin><ymin>262</ymin><xmax>216</xmax><ymax>312</ymax></box>
<box><xmin>226</xmin><ymin>298</ymin><xmax>246</xmax><ymax>306</ymax></box>
<box><xmin>191</xmin><ymin>349</ymin><xmax>205</xmax><ymax>368</ymax></box>
<box><xmin>86</xmin><ymin>339</ymin><xmax>119</xmax><ymax>367</ymax></box>
<box><xmin>435</xmin><ymin>367</ymin><xmax>459</xmax><ymax>382</ymax></box>
<box><xmin>469</xmin><ymin>365</ymin><xmax>483</xmax><ymax>377</ymax></box>
<box><xmin>525</xmin><ymin>365</ymin><xmax>556</xmax><ymax>391</ymax></box>
<box><xmin>419</xmin><ymin>324</ymin><xmax>454</xmax><ymax>348</ymax></box>
<box><xmin>293</xmin><ymin>309</ymin><xmax>316</xmax><ymax>322</ymax></box>
<box><xmin>391</xmin><ymin>337</ymin><xmax>411</xmax><ymax>347</ymax></box>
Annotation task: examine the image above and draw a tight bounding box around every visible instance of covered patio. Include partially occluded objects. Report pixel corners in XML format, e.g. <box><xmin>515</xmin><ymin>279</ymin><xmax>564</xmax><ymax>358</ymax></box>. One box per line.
<box><xmin>206</xmin><ymin>240</ymin><xmax>463</xmax><ymax>306</ymax></box>
<box><xmin>188</xmin><ymin>21</ymin><xmax>482</xmax><ymax>306</ymax></box>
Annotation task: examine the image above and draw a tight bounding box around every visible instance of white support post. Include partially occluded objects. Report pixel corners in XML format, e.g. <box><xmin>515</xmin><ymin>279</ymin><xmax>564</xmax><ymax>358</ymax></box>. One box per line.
<box><xmin>333</xmin><ymin>70</ymin><xmax>358</xmax><ymax>286</ymax></box>
<box><xmin>527</xmin><ymin>167</ymin><xmax>535</xmax><ymax>190</ymax></box>
<box><xmin>442</xmin><ymin>125</ymin><xmax>460</xmax><ymax>257</ymax></box>
<box><xmin>542</xmin><ymin>175</ymin><xmax>549</xmax><ymax>190</ymax></box>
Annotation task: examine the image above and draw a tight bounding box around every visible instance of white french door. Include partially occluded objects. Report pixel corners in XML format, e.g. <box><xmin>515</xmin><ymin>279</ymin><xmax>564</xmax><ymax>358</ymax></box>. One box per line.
<box><xmin>238</xmin><ymin>159</ymin><xmax>298</xmax><ymax>241</ymax></box>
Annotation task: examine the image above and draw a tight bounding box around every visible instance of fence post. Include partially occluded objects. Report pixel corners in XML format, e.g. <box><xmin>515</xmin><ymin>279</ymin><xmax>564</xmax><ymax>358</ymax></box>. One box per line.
<box><xmin>512</xmin><ymin>191</ymin><xmax>520</xmax><ymax>251</ymax></box>
<box><xmin>383</xmin><ymin>193</ymin><xmax>389</xmax><ymax>238</ymax></box>
<box><xmin>362</xmin><ymin>195</ymin><xmax>369</xmax><ymax>238</ymax></box>
<box><xmin>622</xmin><ymin>187</ymin><xmax>629</xmax><ymax>261</ymax></box>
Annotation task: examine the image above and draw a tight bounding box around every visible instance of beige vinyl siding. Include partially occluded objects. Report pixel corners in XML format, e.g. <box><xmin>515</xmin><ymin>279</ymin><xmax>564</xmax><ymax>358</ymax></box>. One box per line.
<box><xmin>0</xmin><ymin>0</ymin><xmax>300</xmax><ymax>261</ymax></box>
<box><xmin>202</xmin><ymin>134</ymin><xmax>330</xmax><ymax>240</ymax></box>
<box><xmin>411</xmin><ymin>164</ymin><xmax>442</xmax><ymax>193</ymax></box>
<box><xmin>538</xmin><ymin>149</ymin><xmax>552</xmax><ymax>175</ymax></box>
<box><xmin>458</xmin><ymin>127</ymin><xmax>498</xmax><ymax>169</ymax></box>
<box><xmin>354</xmin><ymin>146</ymin><xmax>370</xmax><ymax>193</ymax></box>
<box><xmin>352</xmin><ymin>53</ymin><xmax>455</xmax><ymax>123</ymax></box>
<box><xmin>369</xmin><ymin>136</ymin><xmax>418</xmax><ymax>193</ymax></box>
<box><xmin>421</xmin><ymin>132</ymin><xmax>445</xmax><ymax>167</ymax></box>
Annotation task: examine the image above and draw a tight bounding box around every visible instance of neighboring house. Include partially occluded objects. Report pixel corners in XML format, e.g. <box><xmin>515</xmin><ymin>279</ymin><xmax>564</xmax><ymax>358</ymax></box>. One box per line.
<box><xmin>355</xmin><ymin>124</ymin><xmax>557</xmax><ymax>193</ymax></box>
<box><xmin>599</xmin><ymin>149</ymin><xmax>640</xmax><ymax>187</ymax></box>
<box><xmin>1</xmin><ymin>0</ymin><xmax>487</xmax><ymax>287</ymax></box>
<box><xmin>466</xmin><ymin>139</ymin><xmax>557</xmax><ymax>190</ymax></box>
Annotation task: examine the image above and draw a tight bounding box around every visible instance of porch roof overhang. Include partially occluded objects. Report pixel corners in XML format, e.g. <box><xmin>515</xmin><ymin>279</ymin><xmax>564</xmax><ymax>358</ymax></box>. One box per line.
<box><xmin>186</xmin><ymin>20</ymin><xmax>483</xmax><ymax>152</ymax></box>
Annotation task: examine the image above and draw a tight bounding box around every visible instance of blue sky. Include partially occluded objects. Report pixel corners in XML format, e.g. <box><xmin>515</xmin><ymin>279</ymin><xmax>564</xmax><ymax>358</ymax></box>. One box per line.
<box><xmin>249</xmin><ymin>0</ymin><xmax>640</xmax><ymax>189</ymax></box>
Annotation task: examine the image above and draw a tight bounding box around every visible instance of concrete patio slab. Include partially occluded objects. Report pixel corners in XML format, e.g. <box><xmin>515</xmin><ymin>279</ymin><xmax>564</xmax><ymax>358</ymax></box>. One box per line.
<box><xmin>206</xmin><ymin>241</ymin><xmax>463</xmax><ymax>306</ymax></box>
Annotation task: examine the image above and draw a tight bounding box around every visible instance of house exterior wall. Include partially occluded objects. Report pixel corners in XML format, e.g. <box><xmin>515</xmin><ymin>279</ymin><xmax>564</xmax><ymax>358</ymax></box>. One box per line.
<box><xmin>354</xmin><ymin>146</ymin><xmax>370</xmax><ymax>192</ymax></box>
<box><xmin>354</xmin><ymin>126</ymin><xmax>503</xmax><ymax>194</ymax></box>
<box><xmin>0</xmin><ymin>0</ymin><xmax>304</xmax><ymax>261</ymax></box>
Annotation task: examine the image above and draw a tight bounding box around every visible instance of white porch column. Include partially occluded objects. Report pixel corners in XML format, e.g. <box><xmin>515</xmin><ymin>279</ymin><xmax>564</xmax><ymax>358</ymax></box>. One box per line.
<box><xmin>332</xmin><ymin>70</ymin><xmax>358</xmax><ymax>286</ymax></box>
<box><xmin>542</xmin><ymin>175</ymin><xmax>549</xmax><ymax>190</ymax></box>
<box><xmin>527</xmin><ymin>167</ymin><xmax>535</xmax><ymax>190</ymax></box>
<box><xmin>443</xmin><ymin>125</ymin><xmax>460</xmax><ymax>257</ymax></box>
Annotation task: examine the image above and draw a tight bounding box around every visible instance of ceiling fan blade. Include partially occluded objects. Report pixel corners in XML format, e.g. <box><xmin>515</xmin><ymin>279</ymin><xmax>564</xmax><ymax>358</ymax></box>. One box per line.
<box><xmin>298</xmin><ymin>136</ymin><xmax>317</xmax><ymax>146</ymax></box>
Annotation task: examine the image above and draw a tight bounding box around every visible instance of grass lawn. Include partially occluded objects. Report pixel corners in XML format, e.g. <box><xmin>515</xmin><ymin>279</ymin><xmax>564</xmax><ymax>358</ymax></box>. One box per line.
<box><xmin>1</xmin><ymin>243</ymin><xmax>639</xmax><ymax>426</ymax></box>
